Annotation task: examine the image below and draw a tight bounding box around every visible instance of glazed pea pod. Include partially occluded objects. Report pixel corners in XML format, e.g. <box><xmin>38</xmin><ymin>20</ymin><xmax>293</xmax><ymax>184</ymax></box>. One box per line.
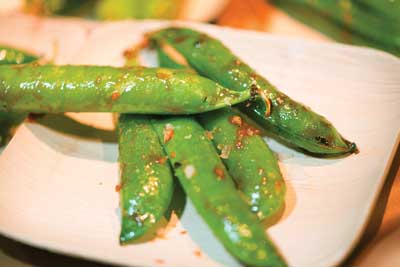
<box><xmin>149</xmin><ymin>27</ymin><xmax>358</xmax><ymax>156</ymax></box>
<box><xmin>0</xmin><ymin>46</ymin><xmax>38</xmax><ymax>65</ymax></box>
<box><xmin>0</xmin><ymin>65</ymin><xmax>249</xmax><ymax>114</ymax></box>
<box><xmin>0</xmin><ymin>46</ymin><xmax>39</xmax><ymax>147</ymax></box>
<box><xmin>118</xmin><ymin>114</ymin><xmax>173</xmax><ymax>243</ymax></box>
<box><xmin>155</xmin><ymin>47</ymin><xmax>286</xmax><ymax>221</ymax></box>
<box><xmin>198</xmin><ymin>109</ymin><xmax>286</xmax><ymax>222</ymax></box>
<box><xmin>151</xmin><ymin>117</ymin><xmax>287</xmax><ymax>267</ymax></box>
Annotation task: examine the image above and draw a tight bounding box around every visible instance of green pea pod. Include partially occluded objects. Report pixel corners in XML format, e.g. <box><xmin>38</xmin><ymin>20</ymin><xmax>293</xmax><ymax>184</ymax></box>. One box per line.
<box><xmin>151</xmin><ymin>117</ymin><xmax>287</xmax><ymax>267</ymax></box>
<box><xmin>0</xmin><ymin>65</ymin><xmax>249</xmax><ymax>114</ymax></box>
<box><xmin>118</xmin><ymin>114</ymin><xmax>174</xmax><ymax>243</ymax></box>
<box><xmin>155</xmin><ymin>46</ymin><xmax>286</xmax><ymax>222</ymax></box>
<box><xmin>149</xmin><ymin>27</ymin><xmax>357</xmax><ymax>156</ymax></box>
<box><xmin>277</xmin><ymin>0</ymin><xmax>400</xmax><ymax>51</ymax></box>
<box><xmin>0</xmin><ymin>46</ymin><xmax>38</xmax><ymax>65</ymax></box>
<box><xmin>355</xmin><ymin>0</ymin><xmax>400</xmax><ymax>21</ymax></box>
<box><xmin>0</xmin><ymin>46</ymin><xmax>39</xmax><ymax>147</ymax></box>
<box><xmin>198</xmin><ymin>109</ymin><xmax>286</xmax><ymax>222</ymax></box>
<box><xmin>96</xmin><ymin>0</ymin><xmax>181</xmax><ymax>20</ymax></box>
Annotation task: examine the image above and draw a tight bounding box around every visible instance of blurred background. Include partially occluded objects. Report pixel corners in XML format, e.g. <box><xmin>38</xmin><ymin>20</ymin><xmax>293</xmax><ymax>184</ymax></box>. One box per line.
<box><xmin>0</xmin><ymin>0</ymin><xmax>399</xmax><ymax>267</ymax></box>
<box><xmin>0</xmin><ymin>0</ymin><xmax>399</xmax><ymax>56</ymax></box>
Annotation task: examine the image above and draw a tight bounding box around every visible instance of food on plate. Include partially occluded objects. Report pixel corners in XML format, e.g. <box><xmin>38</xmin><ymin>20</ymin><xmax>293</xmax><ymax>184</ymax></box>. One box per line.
<box><xmin>155</xmin><ymin>42</ymin><xmax>286</xmax><ymax>222</ymax></box>
<box><xmin>0</xmin><ymin>46</ymin><xmax>38</xmax><ymax>146</ymax></box>
<box><xmin>198</xmin><ymin>109</ymin><xmax>286</xmax><ymax>223</ymax></box>
<box><xmin>0</xmin><ymin>24</ymin><xmax>360</xmax><ymax>267</ymax></box>
<box><xmin>118</xmin><ymin>114</ymin><xmax>174</xmax><ymax>243</ymax></box>
<box><xmin>0</xmin><ymin>65</ymin><xmax>250</xmax><ymax>114</ymax></box>
<box><xmin>272</xmin><ymin>0</ymin><xmax>400</xmax><ymax>56</ymax></box>
<box><xmin>0</xmin><ymin>46</ymin><xmax>38</xmax><ymax>65</ymax></box>
<box><xmin>151</xmin><ymin>116</ymin><xmax>286</xmax><ymax>267</ymax></box>
<box><xmin>149</xmin><ymin>27</ymin><xmax>358</xmax><ymax>156</ymax></box>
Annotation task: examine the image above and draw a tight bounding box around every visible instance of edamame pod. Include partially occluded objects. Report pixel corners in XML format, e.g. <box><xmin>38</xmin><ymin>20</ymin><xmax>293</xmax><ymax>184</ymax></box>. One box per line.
<box><xmin>155</xmin><ymin>46</ymin><xmax>286</xmax><ymax>222</ymax></box>
<box><xmin>149</xmin><ymin>27</ymin><xmax>357</xmax><ymax>156</ymax></box>
<box><xmin>0</xmin><ymin>65</ymin><xmax>249</xmax><ymax>114</ymax></box>
<box><xmin>118</xmin><ymin>114</ymin><xmax>174</xmax><ymax>243</ymax></box>
<box><xmin>151</xmin><ymin>117</ymin><xmax>287</xmax><ymax>267</ymax></box>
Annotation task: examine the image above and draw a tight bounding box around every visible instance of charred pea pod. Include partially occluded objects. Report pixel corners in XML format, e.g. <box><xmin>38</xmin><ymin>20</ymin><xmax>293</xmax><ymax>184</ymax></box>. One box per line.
<box><xmin>151</xmin><ymin>117</ymin><xmax>287</xmax><ymax>267</ymax></box>
<box><xmin>0</xmin><ymin>65</ymin><xmax>249</xmax><ymax>114</ymax></box>
<box><xmin>118</xmin><ymin>114</ymin><xmax>174</xmax><ymax>243</ymax></box>
<box><xmin>155</xmin><ymin>46</ymin><xmax>286</xmax><ymax>222</ymax></box>
<box><xmin>0</xmin><ymin>46</ymin><xmax>39</xmax><ymax>147</ymax></box>
<box><xmin>149</xmin><ymin>27</ymin><xmax>358</xmax><ymax>156</ymax></box>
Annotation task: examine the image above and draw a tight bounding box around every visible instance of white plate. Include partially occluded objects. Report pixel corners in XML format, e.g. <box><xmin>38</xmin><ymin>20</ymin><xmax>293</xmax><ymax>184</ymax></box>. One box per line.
<box><xmin>0</xmin><ymin>14</ymin><xmax>399</xmax><ymax>267</ymax></box>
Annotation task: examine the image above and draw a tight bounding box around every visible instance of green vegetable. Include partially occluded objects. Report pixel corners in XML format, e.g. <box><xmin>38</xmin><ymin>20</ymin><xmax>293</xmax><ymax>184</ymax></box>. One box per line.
<box><xmin>96</xmin><ymin>0</ymin><xmax>182</xmax><ymax>20</ymax></box>
<box><xmin>355</xmin><ymin>0</ymin><xmax>400</xmax><ymax>21</ymax></box>
<box><xmin>0</xmin><ymin>64</ymin><xmax>249</xmax><ymax>114</ymax></box>
<box><xmin>198</xmin><ymin>109</ymin><xmax>286</xmax><ymax>222</ymax></box>
<box><xmin>151</xmin><ymin>117</ymin><xmax>287</xmax><ymax>267</ymax></box>
<box><xmin>280</xmin><ymin>0</ymin><xmax>400</xmax><ymax>50</ymax></box>
<box><xmin>156</xmin><ymin>46</ymin><xmax>286</xmax><ymax>222</ymax></box>
<box><xmin>0</xmin><ymin>46</ymin><xmax>38</xmax><ymax>65</ymax></box>
<box><xmin>118</xmin><ymin>114</ymin><xmax>174</xmax><ymax>243</ymax></box>
<box><xmin>0</xmin><ymin>46</ymin><xmax>39</xmax><ymax>147</ymax></box>
<box><xmin>149</xmin><ymin>27</ymin><xmax>357</xmax><ymax>156</ymax></box>
<box><xmin>0</xmin><ymin>111</ymin><xmax>27</xmax><ymax>147</ymax></box>
<box><xmin>272</xmin><ymin>0</ymin><xmax>400</xmax><ymax>56</ymax></box>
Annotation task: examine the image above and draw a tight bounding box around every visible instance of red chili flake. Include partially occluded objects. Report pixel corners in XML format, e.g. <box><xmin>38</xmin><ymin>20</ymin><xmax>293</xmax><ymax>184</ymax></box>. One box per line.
<box><xmin>111</xmin><ymin>91</ymin><xmax>120</xmax><ymax>101</ymax></box>
<box><xmin>170</xmin><ymin>151</ymin><xmax>176</xmax><ymax>158</ymax></box>
<box><xmin>115</xmin><ymin>183</ymin><xmax>123</xmax><ymax>192</ymax></box>
<box><xmin>214</xmin><ymin>167</ymin><xmax>225</xmax><ymax>179</ymax></box>
<box><xmin>275</xmin><ymin>180</ymin><xmax>282</xmax><ymax>192</ymax></box>
<box><xmin>234</xmin><ymin>59</ymin><xmax>241</xmax><ymax>65</ymax></box>
<box><xmin>204</xmin><ymin>130</ymin><xmax>213</xmax><ymax>140</ymax></box>
<box><xmin>123</xmin><ymin>39</ymin><xmax>148</xmax><ymax>60</ymax></box>
<box><xmin>229</xmin><ymin>115</ymin><xmax>242</xmax><ymax>126</ymax></box>
<box><xmin>180</xmin><ymin>230</ymin><xmax>187</xmax><ymax>235</ymax></box>
<box><xmin>123</xmin><ymin>48</ymin><xmax>136</xmax><ymax>60</ymax></box>
<box><xmin>250</xmin><ymin>72</ymin><xmax>258</xmax><ymax>79</ymax></box>
<box><xmin>155</xmin><ymin>156</ymin><xmax>168</xmax><ymax>164</ymax></box>
<box><xmin>194</xmin><ymin>250</ymin><xmax>202</xmax><ymax>257</ymax></box>
<box><xmin>154</xmin><ymin>259</ymin><xmax>165</xmax><ymax>264</ymax></box>
<box><xmin>175</xmin><ymin>36</ymin><xmax>187</xmax><ymax>43</ymax></box>
<box><xmin>27</xmin><ymin>113</ymin><xmax>45</xmax><ymax>122</ymax></box>
<box><xmin>156</xmin><ymin>69</ymin><xmax>172</xmax><ymax>80</ymax></box>
<box><xmin>235</xmin><ymin>120</ymin><xmax>261</xmax><ymax>149</ymax></box>
<box><xmin>163</xmin><ymin>124</ymin><xmax>174</xmax><ymax>143</ymax></box>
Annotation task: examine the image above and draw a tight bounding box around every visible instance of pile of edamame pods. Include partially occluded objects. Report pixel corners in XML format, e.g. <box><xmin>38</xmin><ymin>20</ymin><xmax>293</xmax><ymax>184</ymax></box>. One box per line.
<box><xmin>0</xmin><ymin>27</ymin><xmax>357</xmax><ymax>267</ymax></box>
